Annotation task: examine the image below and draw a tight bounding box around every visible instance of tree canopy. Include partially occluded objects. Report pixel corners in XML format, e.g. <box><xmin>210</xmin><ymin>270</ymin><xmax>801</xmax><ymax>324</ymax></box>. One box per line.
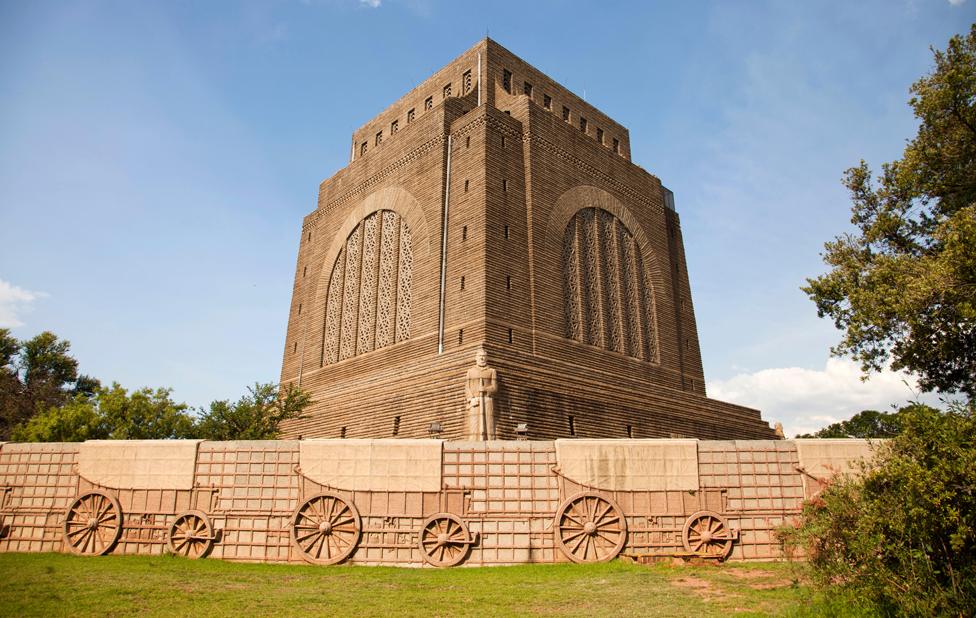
<box><xmin>803</xmin><ymin>25</ymin><xmax>976</xmax><ymax>397</ymax></box>
<box><xmin>2</xmin><ymin>329</ymin><xmax>311</xmax><ymax>442</ymax></box>
<box><xmin>0</xmin><ymin>329</ymin><xmax>100</xmax><ymax>439</ymax></box>
<box><xmin>794</xmin><ymin>405</ymin><xmax>922</xmax><ymax>439</ymax></box>
<box><xmin>193</xmin><ymin>383</ymin><xmax>310</xmax><ymax>441</ymax></box>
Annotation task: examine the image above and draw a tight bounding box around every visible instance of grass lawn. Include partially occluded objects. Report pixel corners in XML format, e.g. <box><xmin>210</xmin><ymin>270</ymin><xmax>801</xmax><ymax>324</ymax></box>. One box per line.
<box><xmin>0</xmin><ymin>553</ymin><xmax>865</xmax><ymax>617</ymax></box>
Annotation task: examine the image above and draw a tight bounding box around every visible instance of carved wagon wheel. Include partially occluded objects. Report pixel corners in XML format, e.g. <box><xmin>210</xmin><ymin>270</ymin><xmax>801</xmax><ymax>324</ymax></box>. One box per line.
<box><xmin>418</xmin><ymin>513</ymin><xmax>475</xmax><ymax>567</ymax></box>
<box><xmin>290</xmin><ymin>493</ymin><xmax>361</xmax><ymax>565</ymax></box>
<box><xmin>682</xmin><ymin>511</ymin><xmax>735</xmax><ymax>560</ymax></box>
<box><xmin>63</xmin><ymin>491</ymin><xmax>123</xmax><ymax>556</ymax></box>
<box><xmin>167</xmin><ymin>511</ymin><xmax>215</xmax><ymax>559</ymax></box>
<box><xmin>553</xmin><ymin>492</ymin><xmax>627</xmax><ymax>563</ymax></box>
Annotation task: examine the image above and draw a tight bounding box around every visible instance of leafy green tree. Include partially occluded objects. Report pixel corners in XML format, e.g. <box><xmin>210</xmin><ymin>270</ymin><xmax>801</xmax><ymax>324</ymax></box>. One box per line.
<box><xmin>802</xmin><ymin>25</ymin><xmax>976</xmax><ymax>397</ymax></box>
<box><xmin>782</xmin><ymin>403</ymin><xmax>976</xmax><ymax>615</ymax></box>
<box><xmin>0</xmin><ymin>329</ymin><xmax>100</xmax><ymax>439</ymax></box>
<box><xmin>193</xmin><ymin>383</ymin><xmax>311</xmax><ymax>440</ymax></box>
<box><xmin>13</xmin><ymin>383</ymin><xmax>195</xmax><ymax>442</ymax></box>
<box><xmin>795</xmin><ymin>403</ymin><xmax>938</xmax><ymax>438</ymax></box>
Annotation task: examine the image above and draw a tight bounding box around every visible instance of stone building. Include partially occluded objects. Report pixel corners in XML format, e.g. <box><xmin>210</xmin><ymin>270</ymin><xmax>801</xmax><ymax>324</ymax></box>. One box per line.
<box><xmin>279</xmin><ymin>39</ymin><xmax>775</xmax><ymax>441</ymax></box>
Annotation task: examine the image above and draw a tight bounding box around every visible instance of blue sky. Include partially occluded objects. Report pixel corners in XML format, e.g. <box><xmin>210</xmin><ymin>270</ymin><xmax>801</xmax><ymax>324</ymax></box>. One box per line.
<box><xmin>1</xmin><ymin>0</ymin><xmax>972</xmax><ymax>435</ymax></box>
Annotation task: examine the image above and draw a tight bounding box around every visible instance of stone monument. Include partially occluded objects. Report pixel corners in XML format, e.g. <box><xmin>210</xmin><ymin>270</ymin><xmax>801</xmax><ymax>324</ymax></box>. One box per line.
<box><xmin>277</xmin><ymin>38</ymin><xmax>776</xmax><ymax>441</ymax></box>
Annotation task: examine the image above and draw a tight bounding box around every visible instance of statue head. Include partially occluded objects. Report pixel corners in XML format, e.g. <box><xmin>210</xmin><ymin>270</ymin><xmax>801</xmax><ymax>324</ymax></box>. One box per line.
<box><xmin>475</xmin><ymin>347</ymin><xmax>487</xmax><ymax>367</ymax></box>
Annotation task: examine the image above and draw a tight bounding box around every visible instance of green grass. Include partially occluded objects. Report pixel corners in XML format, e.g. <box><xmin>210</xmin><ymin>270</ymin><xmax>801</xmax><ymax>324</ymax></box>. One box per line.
<box><xmin>0</xmin><ymin>553</ymin><xmax>872</xmax><ymax>617</ymax></box>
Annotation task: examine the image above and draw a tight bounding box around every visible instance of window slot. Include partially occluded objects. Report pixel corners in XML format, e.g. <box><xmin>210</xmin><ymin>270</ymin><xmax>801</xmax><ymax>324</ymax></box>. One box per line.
<box><xmin>543</xmin><ymin>94</ymin><xmax>552</xmax><ymax>110</ymax></box>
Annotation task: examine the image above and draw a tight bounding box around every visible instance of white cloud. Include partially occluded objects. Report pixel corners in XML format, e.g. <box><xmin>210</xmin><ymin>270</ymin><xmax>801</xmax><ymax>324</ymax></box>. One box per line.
<box><xmin>707</xmin><ymin>358</ymin><xmax>941</xmax><ymax>438</ymax></box>
<box><xmin>948</xmin><ymin>0</ymin><xmax>966</xmax><ymax>6</ymax></box>
<box><xmin>0</xmin><ymin>279</ymin><xmax>45</xmax><ymax>328</ymax></box>
<box><xmin>359</xmin><ymin>0</ymin><xmax>381</xmax><ymax>7</ymax></box>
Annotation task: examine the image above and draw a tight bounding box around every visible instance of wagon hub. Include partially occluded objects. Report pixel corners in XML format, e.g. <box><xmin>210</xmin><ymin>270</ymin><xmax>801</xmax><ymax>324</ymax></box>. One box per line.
<box><xmin>437</xmin><ymin>532</ymin><xmax>449</xmax><ymax>545</ymax></box>
<box><xmin>86</xmin><ymin>517</ymin><xmax>99</xmax><ymax>530</ymax></box>
<box><xmin>318</xmin><ymin>521</ymin><xmax>333</xmax><ymax>534</ymax></box>
<box><xmin>583</xmin><ymin>521</ymin><xmax>597</xmax><ymax>536</ymax></box>
<box><xmin>700</xmin><ymin>530</ymin><xmax>713</xmax><ymax>543</ymax></box>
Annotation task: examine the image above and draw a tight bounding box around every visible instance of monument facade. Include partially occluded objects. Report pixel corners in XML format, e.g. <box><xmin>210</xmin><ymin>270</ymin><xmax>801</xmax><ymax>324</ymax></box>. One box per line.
<box><xmin>278</xmin><ymin>39</ymin><xmax>775</xmax><ymax>441</ymax></box>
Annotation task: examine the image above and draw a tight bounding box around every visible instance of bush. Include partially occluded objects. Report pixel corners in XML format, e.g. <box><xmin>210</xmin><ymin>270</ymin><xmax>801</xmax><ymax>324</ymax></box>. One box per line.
<box><xmin>782</xmin><ymin>403</ymin><xmax>976</xmax><ymax>616</ymax></box>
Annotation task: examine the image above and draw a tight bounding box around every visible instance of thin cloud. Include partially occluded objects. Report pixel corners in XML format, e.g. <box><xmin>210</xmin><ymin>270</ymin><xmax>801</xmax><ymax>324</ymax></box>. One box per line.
<box><xmin>359</xmin><ymin>0</ymin><xmax>381</xmax><ymax>7</ymax></box>
<box><xmin>0</xmin><ymin>279</ymin><xmax>46</xmax><ymax>328</ymax></box>
<box><xmin>948</xmin><ymin>0</ymin><xmax>966</xmax><ymax>6</ymax></box>
<box><xmin>707</xmin><ymin>358</ymin><xmax>940</xmax><ymax>438</ymax></box>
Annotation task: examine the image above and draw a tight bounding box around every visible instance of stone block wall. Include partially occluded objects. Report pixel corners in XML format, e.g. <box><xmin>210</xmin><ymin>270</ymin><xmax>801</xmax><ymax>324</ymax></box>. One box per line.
<box><xmin>0</xmin><ymin>438</ymin><xmax>874</xmax><ymax>566</ymax></box>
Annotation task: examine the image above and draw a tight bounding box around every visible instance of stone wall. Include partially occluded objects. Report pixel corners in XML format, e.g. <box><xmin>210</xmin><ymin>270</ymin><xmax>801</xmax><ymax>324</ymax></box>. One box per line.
<box><xmin>0</xmin><ymin>439</ymin><xmax>874</xmax><ymax>566</ymax></box>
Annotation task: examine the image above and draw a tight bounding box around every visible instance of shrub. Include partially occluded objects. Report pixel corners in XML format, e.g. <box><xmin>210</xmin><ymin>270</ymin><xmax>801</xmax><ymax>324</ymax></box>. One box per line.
<box><xmin>782</xmin><ymin>403</ymin><xmax>976</xmax><ymax>616</ymax></box>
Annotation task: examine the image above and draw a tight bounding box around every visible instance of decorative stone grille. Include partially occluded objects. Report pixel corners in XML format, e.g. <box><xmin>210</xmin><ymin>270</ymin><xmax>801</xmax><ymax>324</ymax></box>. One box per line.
<box><xmin>563</xmin><ymin>207</ymin><xmax>658</xmax><ymax>362</ymax></box>
<box><xmin>323</xmin><ymin>210</ymin><xmax>412</xmax><ymax>365</ymax></box>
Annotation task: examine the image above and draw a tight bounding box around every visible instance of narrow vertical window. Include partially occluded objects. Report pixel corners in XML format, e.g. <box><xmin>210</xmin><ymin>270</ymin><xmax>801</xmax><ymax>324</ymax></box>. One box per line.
<box><xmin>501</xmin><ymin>135</ymin><xmax>506</xmax><ymax>148</ymax></box>
<box><xmin>391</xmin><ymin>119</ymin><xmax>399</xmax><ymax>134</ymax></box>
<box><xmin>293</xmin><ymin>342</ymin><xmax>297</xmax><ymax>353</ymax></box>
<box><xmin>568</xmin><ymin>416</ymin><xmax>576</xmax><ymax>436</ymax></box>
<box><xmin>303</xmin><ymin>266</ymin><xmax>307</xmax><ymax>277</ymax></box>
<box><xmin>579</xmin><ymin>117</ymin><xmax>587</xmax><ymax>133</ymax></box>
<box><xmin>507</xmin><ymin>328</ymin><xmax>513</xmax><ymax>344</ymax></box>
<box><xmin>298</xmin><ymin>303</ymin><xmax>302</xmax><ymax>315</ymax></box>
<box><xmin>465</xmin><ymin>136</ymin><xmax>471</xmax><ymax>148</ymax></box>
<box><xmin>462</xmin><ymin>225</ymin><xmax>468</xmax><ymax>240</ymax></box>
<box><xmin>393</xmin><ymin>416</ymin><xmax>401</xmax><ymax>436</ymax></box>
<box><xmin>502</xmin><ymin>69</ymin><xmax>512</xmax><ymax>93</ymax></box>
<box><xmin>462</xmin><ymin>70</ymin><xmax>472</xmax><ymax>94</ymax></box>
<box><xmin>424</xmin><ymin>96</ymin><xmax>433</xmax><ymax>111</ymax></box>
<box><xmin>464</xmin><ymin>179</ymin><xmax>469</xmax><ymax>192</ymax></box>
<box><xmin>407</xmin><ymin>108</ymin><xmax>416</xmax><ymax>123</ymax></box>
<box><xmin>627</xmin><ymin>425</ymin><xmax>633</xmax><ymax>438</ymax></box>
<box><xmin>443</xmin><ymin>83</ymin><xmax>452</xmax><ymax>99</ymax></box>
<box><xmin>506</xmin><ymin>275</ymin><xmax>511</xmax><ymax>290</ymax></box>
<box><xmin>307</xmin><ymin>231</ymin><xmax>312</xmax><ymax>242</ymax></box>
<box><xmin>562</xmin><ymin>106</ymin><xmax>570</xmax><ymax>121</ymax></box>
<box><xmin>523</xmin><ymin>81</ymin><xmax>533</xmax><ymax>98</ymax></box>
<box><xmin>458</xmin><ymin>329</ymin><xmax>464</xmax><ymax>345</ymax></box>
<box><xmin>340</xmin><ymin>426</ymin><xmax>347</xmax><ymax>438</ymax></box>
<box><xmin>502</xmin><ymin>179</ymin><xmax>508</xmax><ymax>192</ymax></box>
<box><xmin>612</xmin><ymin>137</ymin><xmax>620</xmax><ymax>154</ymax></box>
<box><xmin>460</xmin><ymin>276</ymin><xmax>465</xmax><ymax>291</ymax></box>
<box><xmin>543</xmin><ymin>94</ymin><xmax>552</xmax><ymax>110</ymax></box>
<box><xmin>504</xmin><ymin>224</ymin><xmax>510</xmax><ymax>238</ymax></box>
<box><xmin>596</xmin><ymin>128</ymin><xmax>604</xmax><ymax>144</ymax></box>
<box><xmin>375</xmin><ymin>131</ymin><xmax>382</xmax><ymax>146</ymax></box>
<box><xmin>360</xmin><ymin>142</ymin><xmax>367</xmax><ymax>156</ymax></box>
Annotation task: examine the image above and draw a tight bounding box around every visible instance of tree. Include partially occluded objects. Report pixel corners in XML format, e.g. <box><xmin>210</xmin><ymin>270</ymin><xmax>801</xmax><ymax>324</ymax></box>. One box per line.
<box><xmin>802</xmin><ymin>25</ymin><xmax>976</xmax><ymax>397</ymax></box>
<box><xmin>794</xmin><ymin>403</ymin><xmax>938</xmax><ymax>438</ymax></box>
<box><xmin>0</xmin><ymin>329</ymin><xmax>100</xmax><ymax>439</ymax></box>
<box><xmin>781</xmin><ymin>403</ymin><xmax>976</xmax><ymax>615</ymax></box>
<box><xmin>193</xmin><ymin>383</ymin><xmax>311</xmax><ymax>440</ymax></box>
<box><xmin>13</xmin><ymin>383</ymin><xmax>195</xmax><ymax>442</ymax></box>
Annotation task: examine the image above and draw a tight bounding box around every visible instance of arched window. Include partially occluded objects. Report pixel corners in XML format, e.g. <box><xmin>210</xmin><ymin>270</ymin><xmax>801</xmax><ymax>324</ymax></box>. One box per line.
<box><xmin>322</xmin><ymin>210</ymin><xmax>412</xmax><ymax>365</ymax></box>
<box><xmin>562</xmin><ymin>207</ymin><xmax>658</xmax><ymax>361</ymax></box>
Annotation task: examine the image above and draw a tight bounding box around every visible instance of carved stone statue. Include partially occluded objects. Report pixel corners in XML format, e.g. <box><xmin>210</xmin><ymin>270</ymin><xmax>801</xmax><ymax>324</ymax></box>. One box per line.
<box><xmin>464</xmin><ymin>348</ymin><xmax>498</xmax><ymax>440</ymax></box>
<box><xmin>773</xmin><ymin>422</ymin><xmax>786</xmax><ymax>440</ymax></box>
